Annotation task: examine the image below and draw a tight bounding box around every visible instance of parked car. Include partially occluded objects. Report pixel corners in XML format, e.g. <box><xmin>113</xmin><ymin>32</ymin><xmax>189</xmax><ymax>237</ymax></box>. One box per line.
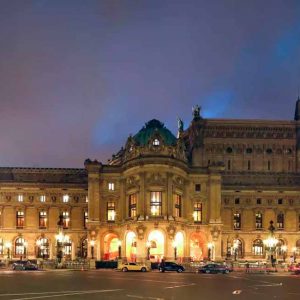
<box><xmin>119</xmin><ymin>262</ymin><xmax>148</xmax><ymax>272</ymax></box>
<box><xmin>199</xmin><ymin>263</ymin><xmax>232</xmax><ymax>274</ymax></box>
<box><xmin>158</xmin><ymin>261</ymin><xmax>185</xmax><ymax>273</ymax></box>
<box><xmin>288</xmin><ymin>263</ymin><xmax>300</xmax><ymax>274</ymax></box>
<box><xmin>12</xmin><ymin>261</ymin><xmax>38</xmax><ymax>271</ymax></box>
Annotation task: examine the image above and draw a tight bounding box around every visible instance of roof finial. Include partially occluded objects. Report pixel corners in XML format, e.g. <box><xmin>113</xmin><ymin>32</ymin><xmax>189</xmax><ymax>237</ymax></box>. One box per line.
<box><xmin>192</xmin><ymin>105</ymin><xmax>201</xmax><ymax>120</ymax></box>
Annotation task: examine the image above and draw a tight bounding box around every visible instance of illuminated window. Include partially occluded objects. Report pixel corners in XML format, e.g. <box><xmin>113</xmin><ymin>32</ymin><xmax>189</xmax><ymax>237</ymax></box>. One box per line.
<box><xmin>153</xmin><ymin>139</ymin><xmax>160</xmax><ymax>146</ymax></box>
<box><xmin>150</xmin><ymin>192</ymin><xmax>162</xmax><ymax>216</ymax></box>
<box><xmin>15</xmin><ymin>237</ymin><xmax>26</xmax><ymax>255</ymax></box>
<box><xmin>85</xmin><ymin>196</ymin><xmax>88</xmax><ymax>203</ymax></box>
<box><xmin>174</xmin><ymin>194</ymin><xmax>182</xmax><ymax>218</ymax></box>
<box><xmin>40</xmin><ymin>195</ymin><xmax>46</xmax><ymax>202</ymax></box>
<box><xmin>108</xmin><ymin>182</ymin><xmax>115</xmax><ymax>191</ymax></box>
<box><xmin>255</xmin><ymin>212</ymin><xmax>263</xmax><ymax>229</ymax></box>
<box><xmin>107</xmin><ymin>201</ymin><xmax>116</xmax><ymax>221</ymax></box>
<box><xmin>18</xmin><ymin>194</ymin><xmax>23</xmax><ymax>202</ymax></box>
<box><xmin>277</xmin><ymin>213</ymin><xmax>284</xmax><ymax>229</ymax></box>
<box><xmin>36</xmin><ymin>238</ymin><xmax>49</xmax><ymax>259</ymax></box>
<box><xmin>84</xmin><ymin>211</ymin><xmax>88</xmax><ymax>228</ymax></box>
<box><xmin>193</xmin><ymin>202</ymin><xmax>202</xmax><ymax>222</ymax></box>
<box><xmin>16</xmin><ymin>211</ymin><xmax>24</xmax><ymax>228</ymax></box>
<box><xmin>63</xmin><ymin>236</ymin><xmax>72</xmax><ymax>256</ymax></box>
<box><xmin>62</xmin><ymin>211</ymin><xmax>70</xmax><ymax>229</ymax></box>
<box><xmin>63</xmin><ymin>194</ymin><xmax>69</xmax><ymax>203</ymax></box>
<box><xmin>252</xmin><ymin>239</ymin><xmax>263</xmax><ymax>255</ymax></box>
<box><xmin>233</xmin><ymin>213</ymin><xmax>241</xmax><ymax>230</ymax></box>
<box><xmin>39</xmin><ymin>211</ymin><xmax>47</xmax><ymax>228</ymax></box>
<box><xmin>129</xmin><ymin>194</ymin><xmax>137</xmax><ymax>218</ymax></box>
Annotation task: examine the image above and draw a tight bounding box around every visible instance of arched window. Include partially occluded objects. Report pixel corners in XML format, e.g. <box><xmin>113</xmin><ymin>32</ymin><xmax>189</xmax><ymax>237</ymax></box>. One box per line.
<box><xmin>15</xmin><ymin>237</ymin><xmax>27</xmax><ymax>256</ymax></box>
<box><xmin>276</xmin><ymin>239</ymin><xmax>285</xmax><ymax>256</ymax></box>
<box><xmin>232</xmin><ymin>239</ymin><xmax>243</xmax><ymax>258</ymax></box>
<box><xmin>153</xmin><ymin>139</ymin><xmax>160</xmax><ymax>146</ymax></box>
<box><xmin>252</xmin><ymin>239</ymin><xmax>263</xmax><ymax>255</ymax></box>
<box><xmin>36</xmin><ymin>238</ymin><xmax>49</xmax><ymax>259</ymax></box>
<box><xmin>277</xmin><ymin>213</ymin><xmax>284</xmax><ymax>229</ymax></box>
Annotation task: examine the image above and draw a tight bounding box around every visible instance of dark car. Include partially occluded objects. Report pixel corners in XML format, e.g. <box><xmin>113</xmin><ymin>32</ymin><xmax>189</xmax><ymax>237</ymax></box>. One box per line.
<box><xmin>158</xmin><ymin>261</ymin><xmax>185</xmax><ymax>273</ymax></box>
<box><xmin>199</xmin><ymin>263</ymin><xmax>232</xmax><ymax>274</ymax></box>
<box><xmin>12</xmin><ymin>261</ymin><xmax>38</xmax><ymax>271</ymax></box>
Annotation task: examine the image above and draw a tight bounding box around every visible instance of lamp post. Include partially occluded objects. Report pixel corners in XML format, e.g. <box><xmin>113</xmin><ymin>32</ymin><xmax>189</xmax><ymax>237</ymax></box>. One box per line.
<box><xmin>172</xmin><ymin>240</ymin><xmax>178</xmax><ymax>261</ymax></box>
<box><xmin>90</xmin><ymin>240</ymin><xmax>95</xmax><ymax>259</ymax></box>
<box><xmin>118</xmin><ymin>240</ymin><xmax>122</xmax><ymax>259</ymax></box>
<box><xmin>292</xmin><ymin>247</ymin><xmax>297</xmax><ymax>262</ymax></box>
<box><xmin>5</xmin><ymin>242</ymin><xmax>11</xmax><ymax>260</ymax></box>
<box><xmin>23</xmin><ymin>241</ymin><xmax>28</xmax><ymax>259</ymax></box>
<box><xmin>263</xmin><ymin>220</ymin><xmax>278</xmax><ymax>266</ymax></box>
<box><xmin>281</xmin><ymin>245</ymin><xmax>287</xmax><ymax>263</ymax></box>
<box><xmin>146</xmin><ymin>241</ymin><xmax>151</xmax><ymax>260</ymax></box>
<box><xmin>207</xmin><ymin>242</ymin><xmax>214</xmax><ymax>261</ymax></box>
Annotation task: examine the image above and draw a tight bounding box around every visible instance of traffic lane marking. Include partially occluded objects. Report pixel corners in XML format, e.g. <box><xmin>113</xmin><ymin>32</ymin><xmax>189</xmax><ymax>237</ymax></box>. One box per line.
<box><xmin>165</xmin><ymin>283</ymin><xmax>196</xmax><ymax>289</ymax></box>
<box><xmin>127</xmin><ymin>295</ymin><xmax>164</xmax><ymax>300</ymax></box>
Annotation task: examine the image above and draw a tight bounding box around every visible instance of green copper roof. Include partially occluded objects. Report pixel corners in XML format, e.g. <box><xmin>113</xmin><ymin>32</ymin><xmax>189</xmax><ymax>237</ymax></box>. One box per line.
<box><xmin>133</xmin><ymin>119</ymin><xmax>177</xmax><ymax>146</ymax></box>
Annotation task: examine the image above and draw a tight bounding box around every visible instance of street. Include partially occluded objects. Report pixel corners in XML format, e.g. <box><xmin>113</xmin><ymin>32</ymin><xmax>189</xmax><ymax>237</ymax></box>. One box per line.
<box><xmin>0</xmin><ymin>270</ymin><xmax>299</xmax><ymax>299</ymax></box>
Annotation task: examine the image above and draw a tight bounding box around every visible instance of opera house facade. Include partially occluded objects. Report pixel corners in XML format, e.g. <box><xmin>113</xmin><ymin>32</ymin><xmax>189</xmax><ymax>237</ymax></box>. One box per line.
<box><xmin>1</xmin><ymin>102</ymin><xmax>300</xmax><ymax>263</ymax></box>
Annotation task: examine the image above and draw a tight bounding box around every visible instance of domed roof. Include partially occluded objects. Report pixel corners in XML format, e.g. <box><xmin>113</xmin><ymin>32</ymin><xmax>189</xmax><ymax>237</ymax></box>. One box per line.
<box><xmin>133</xmin><ymin>119</ymin><xmax>177</xmax><ymax>146</ymax></box>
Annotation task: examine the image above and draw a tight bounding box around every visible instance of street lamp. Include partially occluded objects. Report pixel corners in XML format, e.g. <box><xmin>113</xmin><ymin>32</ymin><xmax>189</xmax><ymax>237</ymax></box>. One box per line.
<box><xmin>263</xmin><ymin>220</ymin><xmax>278</xmax><ymax>266</ymax></box>
<box><xmin>146</xmin><ymin>241</ymin><xmax>151</xmax><ymax>260</ymax></box>
<box><xmin>172</xmin><ymin>240</ymin><xmax>178</xmax><ymax>261</ymax></box>
<box><xmin>23</xmin><ymin>241</ymin><xmax>28</xmax><ymax>259</ymax></box>
<box><xmin>90</xmin><ymin>240</ymin><xmax>95</xmax><ymax>259</ymax></box>
<box><xmin>281</xmin><ymin>245</ymin><xmax>287</xmax><ymax>262</ymax></box>
<box><xmin>207</xmin><ymin>242</ymin><xmax>214</xmax><ymax>261</ymax></box>
<box><xmin>5</xmin><ymin>242</ymin><xmax>11</xmax><ymax>260</ymax></box>
<box><xmin>118</xmin><ymin>240</ymin><xmax>121</xmax><ymax>259</ymax></box>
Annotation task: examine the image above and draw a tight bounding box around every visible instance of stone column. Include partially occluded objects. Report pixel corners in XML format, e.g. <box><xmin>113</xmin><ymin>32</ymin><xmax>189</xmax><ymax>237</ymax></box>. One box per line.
<box><xmin>138</xmin><ymin>172</ymin><xmax>145</xmax><ymax>218</ymax></box>
<box><xmin>167</xmin><ymin>173</ymin><xmax>173</xmax><ymax>217</ymax></box>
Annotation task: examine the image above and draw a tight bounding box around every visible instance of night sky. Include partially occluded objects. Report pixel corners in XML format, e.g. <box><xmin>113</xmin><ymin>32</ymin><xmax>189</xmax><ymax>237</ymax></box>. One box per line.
<box><xmin>1</xmin><ymin>0</ymin><xmax>300</xmax><ymax>168</ymax></box>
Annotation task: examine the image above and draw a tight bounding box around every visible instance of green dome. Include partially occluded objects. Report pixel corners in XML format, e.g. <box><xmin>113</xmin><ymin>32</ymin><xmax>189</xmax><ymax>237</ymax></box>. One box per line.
<box><xmin>133</xmin><ymin>119</ymin><xmax>177</xmax><ymax>146</ymax></box>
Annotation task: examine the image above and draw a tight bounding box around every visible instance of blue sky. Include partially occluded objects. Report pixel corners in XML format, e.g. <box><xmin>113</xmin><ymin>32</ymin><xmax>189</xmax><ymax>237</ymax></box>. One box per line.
<box><xmin>0</xmin><ymin>0</ymin><xmax>300</xmax><ymax>167</ymax></box>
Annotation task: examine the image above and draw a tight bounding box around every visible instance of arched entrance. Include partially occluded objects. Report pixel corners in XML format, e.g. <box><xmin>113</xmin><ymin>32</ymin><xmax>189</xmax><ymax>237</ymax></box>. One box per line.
<box><xmin>103</xmin><ymin>233</ymin><xmax>119</xmax><ymax>260</ymax></box>
<box><xmin>125</xmin><ymin>231</ymin><xmax>137</xmax><ymax>262</ymax></box>
<box><xmin>148</xmin><ymin>230</ymin><xmax>164</xmax><ymax>262</ymax></box>
<box><xmin>174</xmin><ymin>232</ymin><xmax>184</xmax><ymax>261</ymax></box>
<box><xmin>190</xmin><ymin>232</ymin><xmax>207</xmax><ymax>261</ymax></box>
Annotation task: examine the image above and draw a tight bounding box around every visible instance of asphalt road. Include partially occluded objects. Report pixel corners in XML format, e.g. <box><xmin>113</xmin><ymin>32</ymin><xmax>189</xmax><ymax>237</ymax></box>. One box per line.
<box><xmin>0</xmin><ymin>269</ymin><xmax>299</xmax><ymax>300</ymax></box>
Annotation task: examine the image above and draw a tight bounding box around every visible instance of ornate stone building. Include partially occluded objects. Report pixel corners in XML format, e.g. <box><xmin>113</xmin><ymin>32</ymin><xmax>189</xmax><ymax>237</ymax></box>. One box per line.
<box><xmin>1</xmin><ymin>101</ymin><xmax>300</xmax><ymax>262</ymax></box>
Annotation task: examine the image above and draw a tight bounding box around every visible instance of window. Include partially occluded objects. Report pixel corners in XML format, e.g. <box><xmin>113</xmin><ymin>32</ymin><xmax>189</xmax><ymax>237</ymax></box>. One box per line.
<box><xmin>40</xmin><ymin>195</ymin><xmax>46</xmax><ymax>202</ymax></box>
<box><xmin>153</xmin><ymin>138</ymin><xmax>160</xmax><ymax>146</ymax></box>
<box><xmin>39</xmin><ymin>211</ymin><xmax>47</xmax><ymax>229</ymax></box>
<box><xmin>63</xmin><ymin>194</ymin><xmax>69</xmax><ymax>203</ymax></box>
<box><xmin>15</xmin><ymin>238</ymin><xmax>27</xmax><ymax>256</ymax></box>
<box><xmin>0</xmin><ymin>238</ymin><xmax>3</xmax><ymax>255</ymax></box>
<box><xmin>277</xmin><ymin>213</ymin><xmax>284</xmax><ymax>229</ymax></box>
<box><xmin>276</xmin><ymin>239</ymin><xmax>285</xmax><ymax>256</ymax></box>
<box><xmin>255</xmin><ymin>212</ymin><xmax>263</xmax><ymax>229</ymax></box>
<box><xmin>266</xmin><ymin>148</ymin><xmax>273</xmax><ymax>154</ymax></box>
<box><xmin>278</xmin><ymin>199</ymin><xmax>283</xmax><ymax>205</ymax></box>
<box><xmin>257</xmin><ymin>198</ymin><xmax>262</xmax><ymax>205</ymax></box>
<box><xmin>233</xmin><ymin>213</ymin><xmax>241</xmax><ymax>230</ymax></box>
<box><xmin>62</xmin><ymin>211</ymin><xmax>70</xmax><ymax>229</ymax></box>
<box><xmin>16</xmin><ymin>211</ymin><xmax>24</xmax><ymax>228</ymax></box>
<box><xmin>129</xmin><ymin>194</ymin><xmax>137</xmax><ymax>218</ymax></box>
<box><xmin>85</xmin><ymin>196</ymin><xmax>88</xmax><ymax>203</ymax></box>
<box><xmin>247</xmin><ymin>160</ymin><xmax>251</xmax><ymax>170</ymax></box>
<box><xmin>227</xmin><ymin>160</ymin><xmax>231</xmax><ymax>170</ymax></box>
<box><xmin>18</xmin><ymin>194</ymin><xmax>23</xmax><ymax>202</ymax></box>
<box><xmin>63</xmin><ymin>236</ymin><xmax>72</xmax><ymax>257</ymax></box>
<box><xmin>193</xmin><ymin>202</ymin><xmax>202</xmax><ymax>223</ymax></box>
<box><xmin>84</xmin><ymin>211</ymin><xmax>88</xmax><ymax>228</ymax></box>
<box><xmin>252</xmin><ymin>239</ymin><xmax>263</xmax><ymax>255</ymax></box>
<box><xmin>150</xmin><ymin>192</ymin><xmax>162</xmax><ymax>216</ymax></box>
<box><xmin>267</xmin><ymin>160</ymin><xmax>271</xmax><ymax>171</ymax></box>
<box><xmin>108</xmin><ymin>182</ymin><xmax>115</xmax><ymax>191</ymax></box>
<box><xmin>195</xmin><ymin>184</ymin><xmax>201</xmax><ymax>192</ymax></box>
<box><xmin>235</xmin><ymin>198</ymin><xmax>240</xmax><ymax>205</ymax></box>
<box><xmin>226</xmin><ymin>147</ymin><xmax>233</xmax><ymax>154</ymax></box>
<box><xmin>107</xmin><ymin>201</ymin><xmax>116</xmax><ymax>221</ymax></box>
<box><xmin>36</xmin><ymin>238</ymin><xmax>49</xmax><ymax>259</ymax></box>
<box><xmin>246</xmin><ymin>148</ymin><xmax>253</xmax><ymax>154</ymax></box>
<box><xmin>174</xmin><ymin>194</ymin><xmax>182</xmax><ymax>218</ymax></box>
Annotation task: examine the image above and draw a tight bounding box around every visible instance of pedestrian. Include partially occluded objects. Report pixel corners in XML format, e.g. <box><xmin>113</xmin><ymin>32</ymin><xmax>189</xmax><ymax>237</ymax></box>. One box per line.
<box><xmin>245</xmin><ymin>260</ymin><xmax>250</xmax><ymax>273</ymax></box>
